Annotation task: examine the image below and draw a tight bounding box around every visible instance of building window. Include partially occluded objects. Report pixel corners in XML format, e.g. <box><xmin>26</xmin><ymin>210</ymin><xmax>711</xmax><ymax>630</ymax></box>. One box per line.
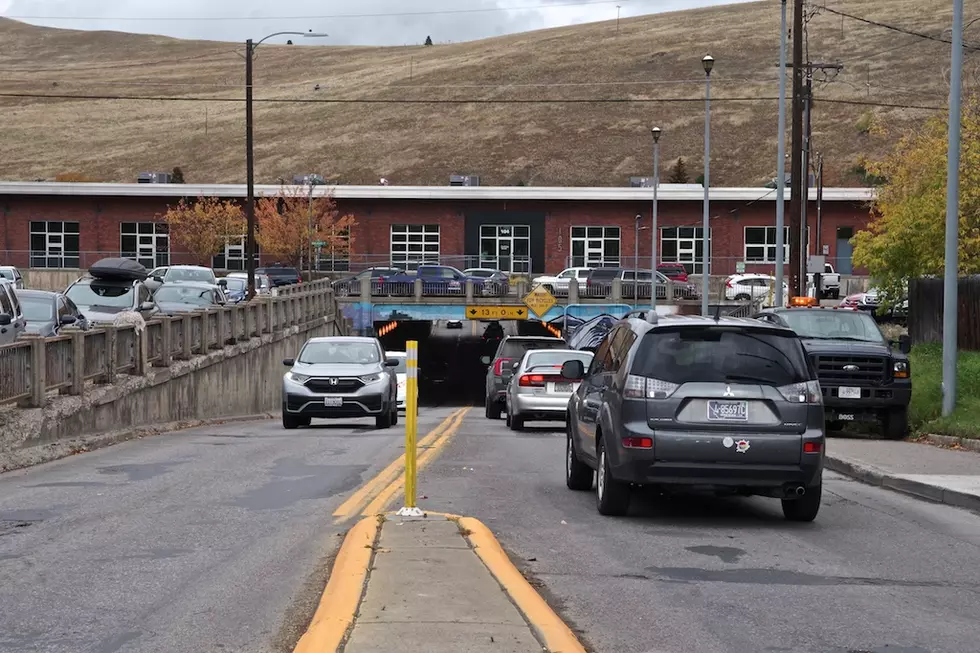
<box><xmin>30</xmin><ymin>221</ymin><xmax>80</xmax><ymax>269</ymax></box>
<box><xmin>212</xmin><ymin>236</ymin><xmax>258</xmax><ymax>271</ymax></box>
<box><xmin>744</xmin><ymin>227</ymin><xmax>811</xmax><ymax>263</ymax></box>
<box><xmin>391</xmin><ymin>224</ymin><xmax>440</xmax><ymax>270</ymax></box>
<box><xmin>660</xmin><ymin>227</ymin><xmax>712</xmax><ymax>274</ymax></box>
<box><xmin>315</xmin><ymin>227</ymin><xmax>351</xmax><ymax>272</ymax></box>
<box><xmin>569</xmin><ymin>227</ymin><xmax>620</xmax><ymax>268</ymax></box>
<box><xmin>120</xmin><ymin>222</ymin><xmax>169</xmax><ymax>269</ymax></box>
<box><xmin>480</xmin><ymin>225</ymin><xmax>531</xmax><ymax>273</ymax></box>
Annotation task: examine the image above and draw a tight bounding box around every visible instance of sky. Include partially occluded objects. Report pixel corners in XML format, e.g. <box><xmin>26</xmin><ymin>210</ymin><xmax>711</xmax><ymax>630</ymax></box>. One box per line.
<box><xmin>0</xmin><ymin>0</ymin><xmax>752</xmax><ymax>46</ymax></box>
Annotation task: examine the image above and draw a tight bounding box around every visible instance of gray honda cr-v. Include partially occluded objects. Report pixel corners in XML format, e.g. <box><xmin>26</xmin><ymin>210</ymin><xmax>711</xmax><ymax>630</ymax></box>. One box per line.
<box><xmin>563</xmin><ymin>314</ymin><xmax>825</xmax><ymax>521</ymax></box>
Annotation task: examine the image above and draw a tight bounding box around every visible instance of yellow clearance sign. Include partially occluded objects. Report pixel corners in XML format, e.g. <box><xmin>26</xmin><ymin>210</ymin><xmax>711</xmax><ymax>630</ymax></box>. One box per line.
<box><xmin>465</xmin><ymin>306</ymin><xmax>529</xmax><ymax>320</ymax></box>
<box><xmin>523</xmin><ymin>285</ymin><xmax>557</xmax><ymax>318</ymax></box>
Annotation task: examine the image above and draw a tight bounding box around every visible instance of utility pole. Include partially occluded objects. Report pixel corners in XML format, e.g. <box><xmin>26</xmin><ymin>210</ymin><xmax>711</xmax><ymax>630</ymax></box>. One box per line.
<box><xmin>774</xmin><ymin>0</ymin><xmax>788</xmax><ymax>307</ymax></box>
<box><xmin>788</xmin><ymin>0</ymin><xmax>805</xmax><ymax>299</ymax></box>
<box><xmin>245</xmin><ymin>39</ymin><xmax>256</xmax><ymax>300</ymax></box>
<box><xmin>801</xmin><ymin>70</ymin><xmax>812</xmax><ymax>292</ymax></box>
<box><xmin>814</xmin><ymin>153</ymin><xmax>824</xmax><ymax>297</ymax></box>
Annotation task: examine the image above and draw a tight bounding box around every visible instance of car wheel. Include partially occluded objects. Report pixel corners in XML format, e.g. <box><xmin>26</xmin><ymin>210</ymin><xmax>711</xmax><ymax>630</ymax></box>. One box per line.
<box><xmin>282</xmin><ymin>409</ymin><xmax>302</xmax><ymax>430</ymax></box>
<box><xmin>376</xmin><ymin>403</ymin><xmax>393</xmax><ymax>429</ymax></box>
<box><xmin>488</xmin><ymin>401</ymin><xmax>502</xmax><ymax>420</ymax></box>
<box><xmin>566</xmin><ymin>428</ymin><xmax>593</xmax><ymax>491</ymax></box>
<box><xmin>391</xmin><ymin>404</ymin><xmax>398</xmax><ymax>426</ymax></box>
<box><xmin>781</xmin><ymin>483</ymin><xmax>822</xmax><ymax>522</ymax></box>
<box><xmin>882</xmin><ymin>407</ymin><xmax>909</xmax><ymax>440</ymax></box>
<box><xmin>734</xmin><ymin>293</ymin><xmax>751</xmax><ymax>301</ymax></box>
<box><xmin>595</xmin><ymin>438</ymin><xmax>630</xmax><ymax>516</ymax></box>
<box><xmin>505</xmin><ymin>410</ymin><xmax>512</xmax><ymax>428</ymax></box>
<box><xmin>510</xmin><ymin>413</ymin><xmax>524</xmax><ymax>431</ymax></box>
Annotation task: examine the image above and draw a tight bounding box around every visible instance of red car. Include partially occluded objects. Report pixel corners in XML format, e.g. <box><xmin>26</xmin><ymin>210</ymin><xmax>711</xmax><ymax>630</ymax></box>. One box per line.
<box><xmin>656</xmin><ymin>263</ymin><xmax>689</xmax><ymax>282</ymax></box>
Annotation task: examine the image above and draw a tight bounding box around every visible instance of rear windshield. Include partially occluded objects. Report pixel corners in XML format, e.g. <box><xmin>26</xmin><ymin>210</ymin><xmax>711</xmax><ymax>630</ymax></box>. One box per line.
<box><xmin>0</xmin><ymin>270</ymin><xmax>14</xmax><ymax>281</ymax></box>
<box><xmin>20</xmin><ymin>296</ymin><xmax>54</xmax><ymax>321</ymax></box>
<box><xmin>67</xmin><ymin>281</ymin><xmax>133</xmax><ymax>308</ymax></box>
<box><xmin>168</xmin><ymin>268</ymin><xmax>216</xmax><ymax>283</ymax></box>
<box><xmin>632</xmin><ymin>327</ymin><xmax>810</xmax><ymax>386</ymax></box>
<box><xmin>500</xmin><ymin>339</ymin><xmax>566</xmax><ymax>359</ymax></box>
<box><xmin>524</xmin><ymin>350</ymin><xmax>594</xmax><ymax>370</ymax></box>
<box><xmin>155</xmin><ymin>285</ymin><xmax>215</xmax><ymax>306</ymax></box>
<box><xmin>222</xmin><ymin>278</ymin><xmax>247</xmax><ymax>292</ymax></box>
<box><xmin>778</xmin><ymin>310</ymin><xmax>885</xmax><ymax>343</ymax></box>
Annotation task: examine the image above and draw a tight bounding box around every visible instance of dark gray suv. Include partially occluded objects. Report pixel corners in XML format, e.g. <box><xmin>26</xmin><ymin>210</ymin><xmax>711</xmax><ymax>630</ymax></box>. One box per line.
<box><xmin>563</xmin><ymin>314</ymin><xmax>825</xmax><ymax>521</ymax></box>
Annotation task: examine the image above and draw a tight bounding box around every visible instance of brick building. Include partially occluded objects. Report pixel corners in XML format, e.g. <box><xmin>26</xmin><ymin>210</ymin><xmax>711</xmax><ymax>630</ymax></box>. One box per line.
<box><xmin>0</xmin><ymin>182</ymin><xmax>873</xmax><ymax>276</ymax></box>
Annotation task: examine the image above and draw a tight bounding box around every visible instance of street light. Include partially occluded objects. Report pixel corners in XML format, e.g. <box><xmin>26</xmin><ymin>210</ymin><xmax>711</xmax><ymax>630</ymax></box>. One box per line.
<box><xmin>701</xmin><ymin>54</ymin><xmax>714</xmax><ymax>316</ymax></box>
<box><xmin>306</xmin><ymin>174</ymin><xmax>325</xmax><ymax>282</ymax></box>
<box><xmin>245</xmin><ymin>31</ymin><xmax>328</xmax><ymax>298</ymax></box>
<box><xmin>634</xmin><ymin>213</ymin><xmax>642</xmax><ymax>276</ymax></box>
<box><xmin>650</xmin><ymin>126</ymin><xmax>661</xmax><ymax>311</ymax></box>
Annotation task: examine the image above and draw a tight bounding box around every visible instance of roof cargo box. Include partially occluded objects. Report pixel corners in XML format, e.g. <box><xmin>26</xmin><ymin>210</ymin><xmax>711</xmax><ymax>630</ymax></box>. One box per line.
<box><xmin>89</xmin><ymin>258</ymin><xmax>148</xmax><ymax>281</ymax></box>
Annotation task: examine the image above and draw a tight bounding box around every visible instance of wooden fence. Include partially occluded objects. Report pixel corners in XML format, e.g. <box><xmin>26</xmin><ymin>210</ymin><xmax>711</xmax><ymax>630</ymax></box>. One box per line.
<box><xmin>908</xmin><ymin>276</ymin><xmax>980</xmax><ymax>350</ymax></box>
<box><xmin>0</xmin><ymin>285</ymin><xmax>347</xmax><ymax>408</ymax></box>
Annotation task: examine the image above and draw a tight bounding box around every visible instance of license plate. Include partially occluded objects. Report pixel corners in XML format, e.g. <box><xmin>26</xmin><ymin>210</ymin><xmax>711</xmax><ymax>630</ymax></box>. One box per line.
<box><xmin>323</xmin><ymin>397</ymin><xmax>343</xmax><ymax>407</ymax></box>
<box><xmin>838</xmin><ymin>387</ymin><xmax>861</xmax><ymax>399</ymax></box>
<box><xmin>706</xmin><ymin>400</ymin><xmax>748</xmax><ymax>422</ymax></box>
<box><xmin>552</xmin><ymin>382</ymin><xmax>573</xmax><ymax>394</ymax></box>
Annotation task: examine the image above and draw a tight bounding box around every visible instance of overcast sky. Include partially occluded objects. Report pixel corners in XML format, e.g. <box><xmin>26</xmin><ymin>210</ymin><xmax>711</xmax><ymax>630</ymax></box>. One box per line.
<box><xmin>0</xmin><ymin>0</ymin><xmax>752</xmax><ymax>46</ymax></box>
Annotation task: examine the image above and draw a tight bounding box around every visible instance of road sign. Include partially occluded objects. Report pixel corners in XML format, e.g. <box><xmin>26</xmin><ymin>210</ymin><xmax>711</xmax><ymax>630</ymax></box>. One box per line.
<box><xmin>465</xmin><ymin>305</ymin><xmax>528</xmax><ymax>320</ymax></box>
<box><xmin>311</xmin><ymin>241</ymin><xmax>326</xmax><ymax>247</ymax></box>
<box><xmin>735</xmin><ymin>261</ymin><xmax>746</xmax><ymax>274</ymax></box>
<box><xmin>523</xmin><ymin>285</ymin><xmax>557</xmax><ymax>319</ymax></box>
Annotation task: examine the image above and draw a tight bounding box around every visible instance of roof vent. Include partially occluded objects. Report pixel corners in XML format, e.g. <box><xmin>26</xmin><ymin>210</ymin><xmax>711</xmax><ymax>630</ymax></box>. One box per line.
<box><xmin>629</xmin><ymin>176</ymin><xmax>655</xmax><ymax>188</ymax></box>
<box><xmin>137</xmin><ymin>172</ymin><xmax>172</xmax><ymax>184</ymax></box>
<box><xmin>450</xmin><ymin>174</ymin><xmax>480</xmax><ymax>187</ymax></box>
<box><xmin>293</xmin><ymin>174</ymin><xmax>325</xmax><ymax>186</ymax></box>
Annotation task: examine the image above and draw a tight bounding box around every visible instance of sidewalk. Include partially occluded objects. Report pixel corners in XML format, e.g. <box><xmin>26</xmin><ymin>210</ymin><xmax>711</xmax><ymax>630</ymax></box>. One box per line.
<box><xmin>826</xmin><ymin>438</ymin><xmax>980</xmax><ymax>513</ymax></box>
<box><xmin>293</xmin><ymin>513</ymin><xmax>584</xmax><ymax>653</ymax></box>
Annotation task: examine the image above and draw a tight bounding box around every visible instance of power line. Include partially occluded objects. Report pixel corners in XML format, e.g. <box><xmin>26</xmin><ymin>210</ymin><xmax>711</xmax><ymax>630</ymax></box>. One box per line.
<box><xmin>813</xmin><ymin>4</ymin><xmax>980</xmax><ymax>52</ymax></box>
<box><xmin>3</xmin><ymin>0</ymin><xmax>624</xmax><ymax>22</ymax></box>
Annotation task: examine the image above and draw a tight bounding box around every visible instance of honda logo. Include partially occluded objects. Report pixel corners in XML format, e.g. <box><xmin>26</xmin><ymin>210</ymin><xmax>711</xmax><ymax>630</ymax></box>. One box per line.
<box><xmin>329</xmin><ymin>378</ymin><xmax>339</xmax><ymax>385</ymax></box>
<box><xmin>843</xmin><ymin>365</ymin><xmax>859</xmax><ymax>372</ymax></box>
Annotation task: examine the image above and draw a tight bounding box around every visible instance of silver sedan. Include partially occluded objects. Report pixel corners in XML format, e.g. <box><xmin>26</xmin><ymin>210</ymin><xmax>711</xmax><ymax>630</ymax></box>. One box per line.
<box><xmin>505</xmin><ymin>348</ymin><xmax>594</xmax><ymax>431</ymax></box>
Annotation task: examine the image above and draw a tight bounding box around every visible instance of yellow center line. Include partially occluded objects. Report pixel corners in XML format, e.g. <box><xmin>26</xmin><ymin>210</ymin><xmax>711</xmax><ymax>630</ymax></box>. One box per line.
<box><xmin>332</xmin><ymin>408</ymin><xmax>464</xmax><ymax>523</ymax></box>
<box><xmin>360</xmin><ymin>406</ymin><xmax>470</xmax><ymax>516</ymax></box>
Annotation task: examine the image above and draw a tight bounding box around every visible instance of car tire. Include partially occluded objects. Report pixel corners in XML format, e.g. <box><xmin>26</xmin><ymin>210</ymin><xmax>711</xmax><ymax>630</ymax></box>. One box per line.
<box><xmin>734</xmin><ymin>293</ymin><xmax>751</xmax><ymax>301</ymax></box>
<box><xmin>505</xmin><ymin>410</ymin><xmax>512</xmax><ymax>428</ymax></box>
<box><xmin>595</xmin><ymin>438</ymin><xmax>630</xmax><ymax>516</ymax></box>
<box><xmin>510</xmin><ymin>413</ymin><xmax>524</xmax><ymax>431</ymax></box>
<box><xmin>781</xmin><ymin>483</ymin><xmax>822</xmax><ymax>522</ymax></box>
<box><xmin>282</xmin><ymin>410</ymin><xmax>302</xmax><ymax>430</ymax></box>
<box><xmin>487</xmin><ymin>401</ymin><xmax>502</xmax><ymax>420</ymax></box>
<box><xmin>566</xmin><ymin>429</ymin><xmax>593</xmax><ymax>491</ymax></box>
<box><xmin>391</xmin><ymin>404</ymin><xmax>398</xmax><ymax>426</ymax></box>
<box><xmin>882</xmin><ymin>407</ymin><xmax>909</xmax><ymax>440</ymax></box>
<box><xmin>376</xmin><ymin>403</ymin><xmax>393</xmax><ymax>429</ymax></box>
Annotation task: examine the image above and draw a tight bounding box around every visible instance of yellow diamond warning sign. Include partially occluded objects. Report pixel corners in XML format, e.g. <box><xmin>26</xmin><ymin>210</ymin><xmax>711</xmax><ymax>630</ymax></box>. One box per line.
<box><xmin>523</xmin><ymin>284</ymin><xmax>557</xmax><ymax>319</ymax></box>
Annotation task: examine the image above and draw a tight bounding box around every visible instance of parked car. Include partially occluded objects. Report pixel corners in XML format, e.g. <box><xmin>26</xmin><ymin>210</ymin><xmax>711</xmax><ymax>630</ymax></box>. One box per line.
<box><xmin>0</xmin><ymin>279</ymin><xmax>26</xmax><ymax>345</ymax></box>
<box><xmin>585</xmin><ymin>268</ymin><xmax>698</xmax><ymax>300</ymax></box>
<box><xmin>446</xmin><ymin>320</ymin><xmax>464</xmax><ymax>329</ymax></box>
<box><xmin>385</xmin><ymin>265</ymin><xmax>498</xmax><ymax>296</ymax></box>
<box><xmin>0</xmin><ymin>266</ymin><xmax>25</xmax><ymax>289</ymax></box>
<box><xmin>18</xmin><ymin>290</ymin><xmax>89</xmax><ymax>336</ymax></box>
<box><xmin>463</xmin><ymin>268</ymin><xmax>510</xmax><ymax>294</ymax></box>
<box><xmin>332</xmin><ymin>267</ymin><xmax>404</xmax><ymax>297</ymax></box>
<box><xmin>481</xmin><ymin>335</ymin><xmax>567</xmax><ymax>419</ymax></box>
<box><xmin>754</xmin><ymin>305</ymin><xmax>911</xmax><ymax>438</ymax></box>
<box><xmin>227</xmin><ymin>271</ymin><xmax>272</xmax><ymax>295</ymax></box>
<box><xmin>562</xmin><ymin>313</ymin><xmax>825</xmax><ymax>521</ymax></box>
<box><xmin>505</xmin><ymin>349</ymin><xmax>594</xmax><ymax>430</ymax></box>
<box><xmin>152</xmin><ymin>282</ymin><xmax>228</xmax><ymax>315</ymax></box>
<box><xmin>531</xmin><ymin>267</ymin><xmax>592</xmax><ymax>296</ymax></box>
<box><xmin>146</xmin><ymin>265</ymin><xmax>220</xmax><ymax>293</ymax></box>
<box><xmin>281</xmin><ymin>336</ymin><xmax>400</xmax><ymax>429</ymax></box>
<box><xmin>724</xmin><ymin>273</ymin><xmax>789</xmax><ymax>304</ymax></box>
<box><xmin>65</xmin><ymin>258</ymin><xmax>158</xmax><ymax>325</ymax></box>
<box><xmin>806</xmin><ymin>263</ymin><xmax>841</xmax><ymax>299</ymax></box>
<box><xmin>257</xmin><ymin>265</ymin><xmax>302</xmax><ymax>287</ymax></box>
<box><xmin>218</xmin><ymin>276</ymin><xmax>248</xmax><ymax>303</ymax></box>
<box><xmin>656</xmin><ymin>263</ymin><xmax>689</xmax><ymax>282</ymax></box>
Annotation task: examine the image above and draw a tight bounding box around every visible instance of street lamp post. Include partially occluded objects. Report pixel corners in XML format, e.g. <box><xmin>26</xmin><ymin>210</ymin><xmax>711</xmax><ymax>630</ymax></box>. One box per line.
<box><xmin>701</xmin><ymin>55</ymin><xmax>714</xmax><ymax>316</ymax></box>
<box><xmin>634</xmin><ymin>213</ymin><xmax>641</xmax><ymax>277</ymax></box>
<box><xmin>244</xmin><ymin>31</ymin><xmax>327</xmax><ymax>299</ymax></box>
<box><xmin>651</xmin><ymin>127</ymin><xmax>661</xmax><ymax>311</ymax></box>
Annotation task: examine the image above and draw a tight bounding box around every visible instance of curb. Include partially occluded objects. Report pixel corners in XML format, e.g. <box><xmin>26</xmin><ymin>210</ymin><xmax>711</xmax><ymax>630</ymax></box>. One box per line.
<box><xmin>460</xmin><ymin>516</ymin><xmax>587</xmax><ymax>653</ymax></box>
<box><xmin>916</xmin><ymin>433</ymin><xmax>980</xmax><ymax>454</ymax></box>
<box><xmin>825</xmin><ymin>455</ymin><xmax>980</xmax><ymax>514</ymax></box>
<box><xmin>292</xmin><ymin>516</ymin><xmax>381</xmax><ymax>653</ymax></box>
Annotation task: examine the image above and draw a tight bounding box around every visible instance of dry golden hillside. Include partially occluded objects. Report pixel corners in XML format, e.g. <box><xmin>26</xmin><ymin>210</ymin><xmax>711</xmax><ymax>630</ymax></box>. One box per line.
<box><xmin>0</xmin><ymin>0</ymin><xmax>974</xmax><ymax>186</ymax></box>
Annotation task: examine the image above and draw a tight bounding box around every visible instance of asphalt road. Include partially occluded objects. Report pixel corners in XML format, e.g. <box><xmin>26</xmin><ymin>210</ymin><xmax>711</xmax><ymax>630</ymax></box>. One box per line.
<box><xmin>0</xmin><ymin>407</ymin><xmax>458</xmax><ymax>653</ymax></box>
<box><xmin>420</xmin><ymin>413</ymin><xmax>980</xmax><ymax>653</ymax></box>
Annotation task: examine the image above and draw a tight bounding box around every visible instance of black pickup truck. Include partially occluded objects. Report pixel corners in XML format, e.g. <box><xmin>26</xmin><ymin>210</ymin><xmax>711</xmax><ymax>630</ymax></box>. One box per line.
<box><xmin>753</xmin><ymin>306</ymin><xmax>912</xmax><ymax>439</ymax></box>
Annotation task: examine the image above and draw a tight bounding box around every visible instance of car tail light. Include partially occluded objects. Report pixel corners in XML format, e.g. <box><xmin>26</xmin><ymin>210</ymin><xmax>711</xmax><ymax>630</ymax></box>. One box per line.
<box><xmin>777</xmin><ymin>380</ymin><xmax>822</xmax><ymax>404</ymax></box>
<box><xmin>493</xmin><ymin>358</ymin><xmax>513</xmax><ymax>375</ymax></box>
<box><xmin>725</xmin><ymin>278</ymin><xmax>733</xmax><ymax>288</ymax></box>
<box><xmin>625</xmin><ymin>374</ymin><xmax>679</xmax><ymax>399</ymax></box>
<box><xmin>622</xmin><ymin>437</ymin><xmax>653</xmax><ymax>449</ymax></box>
<box><xmin>519</xmin><ymin>374</ymin><xmax>546</xmax><ymax>387</ymax></box>
<box><xmin>803</xmin><ymin>441</ymin><xmax>823</xmax><ymax>454</ymax></box>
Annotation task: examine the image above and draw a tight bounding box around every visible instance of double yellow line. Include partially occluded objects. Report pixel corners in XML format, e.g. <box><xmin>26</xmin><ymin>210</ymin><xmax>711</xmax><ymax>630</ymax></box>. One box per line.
<box><xmin>332</xmin><ymin>407</ymin><xmax>470</xmax><ymax>523</ymax></box>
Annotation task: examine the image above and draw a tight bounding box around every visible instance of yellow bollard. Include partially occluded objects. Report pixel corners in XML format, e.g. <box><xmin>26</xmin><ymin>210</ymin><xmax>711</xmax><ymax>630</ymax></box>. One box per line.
<box><xmin>397</xmin><ymin>340</ymin><xmax>423</xmax><ymax>516</ymax></box>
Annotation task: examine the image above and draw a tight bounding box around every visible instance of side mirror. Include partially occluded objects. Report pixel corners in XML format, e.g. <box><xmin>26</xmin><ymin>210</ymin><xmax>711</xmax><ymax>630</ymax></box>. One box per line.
<box><xmin>152</xmin><ymin>276</ymin><xmax>164</xmax><ymax>284</ymax></box>
<box><xmin>140</xmin><ymin>302</ymin><xmax>155</xmax><ymax>312</ymax></box>
<box><xmin>0</xmin><ymin>313</ymin><xmax>11</xmax><ymax>326</ymax></box>
<box><xmin>384</xmin><ymin>358</ymin><xmax>400</xmax><ymax>367</ymax></box>
<box><xmin>60</xmin><ymin>314</ymin><xmax>77</xmax><ymax>325</ymax></box>
<box><xmin>282</xmin><ymin>358</ymin><xmax>295</xmax><ymax>366</ymax></box>
<box><xmin>480</xmin><ymin>355</ymin><xmax>491</xmax><ymax>365</ymax></box>
<box><xmin>218</xmin><ymin>279</ymin><xmax>228</xmax><ymax>287</ymax></box>
<box><xmin>511</xmin><ymin>361</ymin><xmax>521</xmax><ymax>371</ymax></box>
<box><xmin>561</xmin><ymin>359</ymin><xmax>585</xmax><ymax>380</ymax></box>
<box><xmin>898</xmin><ymin>334</ymin><xmax>911</xmax><ymax>354</ymax></box>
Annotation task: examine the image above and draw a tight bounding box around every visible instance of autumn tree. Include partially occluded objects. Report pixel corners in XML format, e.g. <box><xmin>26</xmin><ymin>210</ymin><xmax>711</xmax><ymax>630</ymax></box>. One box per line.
<box><xmin>852</xmin><ymin>94</ymin><xmax>980</xmax><ymax>304</ymax></box>
<box><xmin>161</xmin><ymin>196</ymin><xmax>245</xmax><ymax>266</ymax></box>
<box><xmin>255</xmin><ymin>185</ymin><xmax>356</xmax><ymax>273</ymax></box>
<box><xmin>667</xmin><ymin>157</ymin><xmax>689</xmax><ymax>184</ymax></box>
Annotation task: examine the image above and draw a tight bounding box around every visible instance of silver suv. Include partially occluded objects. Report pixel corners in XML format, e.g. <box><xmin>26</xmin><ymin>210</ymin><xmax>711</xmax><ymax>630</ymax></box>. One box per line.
<box><xmin>281</xmin><ymin>336</ymin><xmax>400</xmax><ymax>429</ymax></box>
<box><xmin>563</xmin><ymin>314</ymin><xmax>825</xmax><ymax>521</ymax></box>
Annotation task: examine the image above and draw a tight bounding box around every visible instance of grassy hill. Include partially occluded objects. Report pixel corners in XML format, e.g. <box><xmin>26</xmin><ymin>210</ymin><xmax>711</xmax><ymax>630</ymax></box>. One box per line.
<box><xmin>0</xmin><ymin>0</ymin><xmax>970</xmax><ymax>187</ymax></box>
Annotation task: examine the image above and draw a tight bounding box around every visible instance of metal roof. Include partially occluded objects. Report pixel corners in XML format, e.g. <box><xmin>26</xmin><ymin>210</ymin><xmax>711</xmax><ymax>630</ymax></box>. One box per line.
<box><xmin>0</xmin><ymin>181</ymin><xmax>874</xmax><ymax>202</ymax></box>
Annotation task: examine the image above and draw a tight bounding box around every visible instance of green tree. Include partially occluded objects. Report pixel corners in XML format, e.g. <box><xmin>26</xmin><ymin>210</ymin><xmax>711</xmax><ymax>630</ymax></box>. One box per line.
<box><xmin>171</xmin><ymin>166</ymin><xmax>185</xmax><ymax>184</ymax></box>
<box><xmin>667</xmin><ymin>157</ymin><xmax>689</xmax><ymax>183</ymax></box>
<box><xmin>852</xmin><ymin>95</ymin><xmax>980</xmax><ymax>304</ymax></box>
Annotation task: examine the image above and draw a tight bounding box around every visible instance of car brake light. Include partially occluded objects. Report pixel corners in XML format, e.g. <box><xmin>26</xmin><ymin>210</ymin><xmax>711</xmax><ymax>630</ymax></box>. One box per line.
<box><xmin>625</xmin><ymin>374</ymin><xmax>679</xmax><ymax>399</ymax></box>
<box><xmin>519</xmin><ymin>374</ymin><xmax>547</xmax><ymax>387</ymax></box>
<box><xmin>803</xmin><ymin>441</ymin><xmax>822</xmax><ymax>454</ymax></box>
<box><xmin>777</xmin><ymin>380</ymin><xmax>822</xmax><ymax>404</ymax></box>
<box><xmin>493</xmin><ymin>358</ymin><xmax>513</xmax><ymax>375</ymax></box>
<box><xmin>725</xmin><ymin>278</ymin><xmax>733</xmax><ymax>288</ymax></box>
<box><xmin>622</xmin><ymin>437</ymin><xmax>653</xmax><ymax>449</ymax></box>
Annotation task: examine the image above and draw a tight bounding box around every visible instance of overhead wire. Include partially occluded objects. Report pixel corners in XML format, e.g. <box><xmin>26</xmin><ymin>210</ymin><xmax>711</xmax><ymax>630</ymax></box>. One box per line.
<box><xmin>812</xmin><ymin>4</ymin><xmax>980</xmax><ymax>52</ymax></box>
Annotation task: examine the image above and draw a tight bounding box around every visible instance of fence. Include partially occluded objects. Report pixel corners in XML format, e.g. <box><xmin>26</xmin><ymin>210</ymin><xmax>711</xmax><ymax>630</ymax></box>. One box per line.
<box><xmin>908</xmin><ymin>277</ymin><xmax>980</xmax><ymax>350</ymax></box>
<box><xmin>0</xmin><ymin>285</ymin><xmax>347</xmax><ymax>408</ymax></box>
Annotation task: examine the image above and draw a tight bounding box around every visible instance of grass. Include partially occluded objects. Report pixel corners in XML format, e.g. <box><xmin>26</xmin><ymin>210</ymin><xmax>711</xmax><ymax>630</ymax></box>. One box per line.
<box><xmin>0</xmin><ymin>0</ymin><xmax>970</xmax><ymax>186</ymax></box>
<box><xmin>909</xmin><ymin>343</ymin><xmax>980</xmax><ymax>439</ymax></box>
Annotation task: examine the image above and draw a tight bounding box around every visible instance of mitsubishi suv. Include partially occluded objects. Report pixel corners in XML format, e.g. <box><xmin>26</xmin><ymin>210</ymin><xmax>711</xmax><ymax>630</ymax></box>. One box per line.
<box><xmin>563</xmin><ymin>314</ymin><xmax>825</xmax><ymax>521</ymax></box>
<box><xmin>281</xmin><ymin>336</ymin><xmax>400</xmax><ymax>429</ymax></box>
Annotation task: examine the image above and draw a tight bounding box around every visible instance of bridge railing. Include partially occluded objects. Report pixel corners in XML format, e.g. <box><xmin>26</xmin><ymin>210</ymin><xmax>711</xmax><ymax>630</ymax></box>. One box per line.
<box><xmin>0</xmin><ymin>285</ymin><xmax>344</xmax><ymax>409</ymax></box>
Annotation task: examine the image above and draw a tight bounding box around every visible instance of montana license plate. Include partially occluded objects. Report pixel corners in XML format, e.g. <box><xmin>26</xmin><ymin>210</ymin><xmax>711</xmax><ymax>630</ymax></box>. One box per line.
<box><xmin>838</xmin><ymin>387</ymin><xmax>861</xmax><ymax>399</ymax></box>
<box><xmin>552</xmin><ymin>382</ymin><xmax>573</xmax><ymax>394</ymax></box>
<box><xmin>323</xmin><ymin>397</ymin><xmax>343</xmax><ymax>407</ymax></box>
<box><xmin>706</xmin><ymin>400</ymin><xmax>748</xmax><ymax>422</ymax></box>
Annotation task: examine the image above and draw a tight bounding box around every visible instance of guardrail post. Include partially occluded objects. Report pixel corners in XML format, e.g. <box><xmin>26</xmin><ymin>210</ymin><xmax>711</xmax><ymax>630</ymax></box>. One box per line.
<box><xmin>181</xmin><ymin>314</ymin><xmax>193</xmax><ymax>359</ymax></box>
<box><xmin>70</xmin><ymin>330</ymin><xmax>86</xmax><ymax>395</ymax></box>
<box><xmin>103</xmin><ymin>325</ymin><xmax>118</xmax><ymax>384</ymax></box>
<box><xmin>360</xmin><ymin>278</ymin><xmax>371</xmax><ymax>304</ymax></box>
<box><xmin>159</xmin><ymin>316</ymin><xmax>173</xmax><ymax>366</ymax></box>
<box><xmin>244</xmin><ymin>302</ymin><xmax>253</xmax><ymax>338</ymax></box>
<box><xmin>216</xmin><ymin>307</ymin><xmax>227</xmax><ymax>346</ymax></box>
<box><xmin>135</xmin><ymin>326</ymin><xmax>149</xmax><ymax>376</ymax></box>
<box><xmin>515</xmin><ymin>279</ymin><xmax>527</xmax><ymax>298</ymax></box>
<box><xmin>666</xmin><ymin>279</ymin><xmax>674</xmax><ymax>304</ymax></box>
<box><xmin>612</xmin><ymin>279</ymin><xmax>622</xmax><ymax>303</ymax></box>
<box><xmin>199</xmin><ymin>312</ymin><xmax>210</xmax><ymax>352</ymax></box>
<box><xmin>266</xmin><ymin>298</ymin><xmax>275</xmax><ymax>334</ymax></box>
<box><xmin>465</xmin><ymin>280</ymin><xmax>474</xmax><ymax>303</ymax></box>
<box><xmin>568</xmin><ymin>279</ymin><xmax>580</xmax><ymax>304</ymax></box>
<box><xmin>29</xmin><ymin>335</ymin><xmax>47</xmax><ymax>407</ymax></box>
<box><xmin>413</xmin><ymin>278</ymin><xmax>423</xmax><ymax>301</ymax></box>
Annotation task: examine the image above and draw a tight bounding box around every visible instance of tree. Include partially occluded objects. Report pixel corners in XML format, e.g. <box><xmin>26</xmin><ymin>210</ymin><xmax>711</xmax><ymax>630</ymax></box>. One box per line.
<box><xmin>424</xmin><ymin>36</ymin><xmax>433</xmax><ymax>46</ymax></box>
<box><xmin>161</xmin><ymin>196</ymin><xmax>245</xmax><ymax>266</ymax></box>
<box><xmin>852</xmin><ymin>94</ymin><xmax>980</xmax><ymax>304</ymax></box>
<box><xmin>171</xmin><ymin>166</ymin><xmax>185</xmax><ymax>184</ymax></box>
<box><xmin>255</xmin><ymin>185</ymin><xmax>356</xmax><ymax>270</ymax></box>
<box><xmin>667</xmin><ymin>157</ymin><xmax>689</xmax><ymax>184</ymax></box>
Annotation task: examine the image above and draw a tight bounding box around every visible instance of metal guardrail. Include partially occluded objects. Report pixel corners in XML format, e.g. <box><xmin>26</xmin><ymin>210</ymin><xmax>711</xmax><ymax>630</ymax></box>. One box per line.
<box><xmin>0</xmin><ymin>284</ymin><xmax>345</xmax><ymax>408</ymax></box>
